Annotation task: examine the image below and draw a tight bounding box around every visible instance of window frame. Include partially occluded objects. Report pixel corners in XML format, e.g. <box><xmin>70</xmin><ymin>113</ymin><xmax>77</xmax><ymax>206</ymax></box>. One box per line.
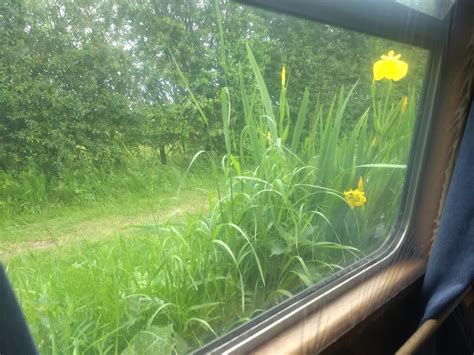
<box><xmin>195</xmin><ymin>0</ymin><xmax>454</xmax><ymax>353</ymax></box>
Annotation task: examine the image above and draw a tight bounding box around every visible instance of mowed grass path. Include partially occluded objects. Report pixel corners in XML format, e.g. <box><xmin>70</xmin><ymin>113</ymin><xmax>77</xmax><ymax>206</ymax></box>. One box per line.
<box><xmin>0</xmin><ymin>187</ymin><xmax>211</xmax><ymax>258</ymax></box>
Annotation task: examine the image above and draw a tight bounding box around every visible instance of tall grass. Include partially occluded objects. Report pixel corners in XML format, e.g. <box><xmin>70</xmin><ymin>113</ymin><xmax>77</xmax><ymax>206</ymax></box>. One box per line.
<box><xmin>166</xmin><ymin>43</ymin><xmax>417</xmax><ymax>346</ymax></box>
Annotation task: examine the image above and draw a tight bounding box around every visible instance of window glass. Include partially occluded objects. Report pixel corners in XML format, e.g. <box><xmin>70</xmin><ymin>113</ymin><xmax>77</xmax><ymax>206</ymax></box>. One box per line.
<box><xmin>0</xmin><ymin>0</ymin><xmax>428</xmax><ymax>352</ymax></box>
<box><xmin>396</xmin><ymin>0</ymin><xmax>455</xmax><ymax>18</ymax></box>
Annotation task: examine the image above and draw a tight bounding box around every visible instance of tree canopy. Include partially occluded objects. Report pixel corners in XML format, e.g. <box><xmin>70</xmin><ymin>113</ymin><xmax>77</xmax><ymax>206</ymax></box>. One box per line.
<box><xmin>0</xmin><ymin>0</ymin><xmax>426</xmax><ymax>174</ymax></box>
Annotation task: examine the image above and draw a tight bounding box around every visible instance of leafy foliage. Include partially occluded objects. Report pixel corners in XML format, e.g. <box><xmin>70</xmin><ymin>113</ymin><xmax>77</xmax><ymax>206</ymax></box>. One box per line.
<box><xmin>0</xmin><ymin>0</ymin><xmax>426</xmax><ymax>176</ymax></box>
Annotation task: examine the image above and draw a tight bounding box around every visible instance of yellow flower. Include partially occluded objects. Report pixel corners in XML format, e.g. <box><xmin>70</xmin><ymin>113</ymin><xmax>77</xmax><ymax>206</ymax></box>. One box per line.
<box><xmin>344</xmin><ymin>177</ymin><xmax>367</xmax><ymax>209</ymax></box>
<box><xmin>373</xmin><ymin>50</ymin><xmax>408</xmax><ymax>81</ymax></box>
<box><xmin>401</xmin><ymin>96</ymin><xmax>408</xmax><ymax>112</ymax></box>
<box><xmin>266</xmin><ymin>130</ymin><xmax>272</xmax><ymax>143</ymax></box>
<box><xmin>281</xmin><ymin>65</ymin><xmax>286</xmax><ymax>88</ymax></box>
<box><xmin>357</xmin><ymin>176</ymin><xmax>364</xmax><ymax>191</ymax></box>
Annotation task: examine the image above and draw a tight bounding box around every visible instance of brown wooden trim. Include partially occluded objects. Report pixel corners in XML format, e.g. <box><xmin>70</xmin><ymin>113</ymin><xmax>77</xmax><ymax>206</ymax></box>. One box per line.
<box><xmin>465</xmin><ymin>290</ymin><xmax>474</xmax><ymax>307</ymax></box>
<box><xmin>321</xmin><ymin>279</ymin><xmax>423</xmax><ymax>355</ymax></box>
<box><xmin>252</xmin><ymin>260</ymin><xmax>424</xmax><ymax>354</ymax></box>
<box><xmin>412</xmin><ymin>0</ymin><xmax>474</xmax><ymax>257</ymax></box>
<box><xmin>396</xmin><ymin>286</ymin><xmax>472</xmax><ymax>354</ymax></box>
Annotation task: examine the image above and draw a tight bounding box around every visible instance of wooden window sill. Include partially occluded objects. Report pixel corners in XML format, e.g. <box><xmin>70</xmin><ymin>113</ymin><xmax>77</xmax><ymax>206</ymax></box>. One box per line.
<box><xmin>252</xmin><ymin>259</ymin><xmax>425</xmax><ymax>354</ymax></box>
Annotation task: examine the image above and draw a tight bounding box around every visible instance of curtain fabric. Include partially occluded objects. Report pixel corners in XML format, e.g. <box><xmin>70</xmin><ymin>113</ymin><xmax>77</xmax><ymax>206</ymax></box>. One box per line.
<box><xmin>0</xmin><ymin>264</ymin><xmax>37</xmax><ymax>355</ymax></box>
<box><xmin>421</xmin><ymin>99</ymin><xmax>474</xmax><ymax>322</ymax></box>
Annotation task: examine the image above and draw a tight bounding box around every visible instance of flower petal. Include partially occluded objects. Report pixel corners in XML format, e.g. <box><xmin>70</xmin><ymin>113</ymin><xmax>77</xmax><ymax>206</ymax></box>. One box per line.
<box><xmin>373</xmin><ymin>60</ymin><xmax>386</xmax><ymax>81</ymax></box>
<box><xmin>384</xmin><ymin>60</ymin><xmax>399</xmax><ymax>80</ymax></box>
<box><xmin>281</xmin><ymin>65</ymin><xmax>286</xmax><ymax>88</ymax></box>
<box><xmin>392</xmin><ymin>60</ymin><xmax>408</xmax><ymax>81</ymax></box>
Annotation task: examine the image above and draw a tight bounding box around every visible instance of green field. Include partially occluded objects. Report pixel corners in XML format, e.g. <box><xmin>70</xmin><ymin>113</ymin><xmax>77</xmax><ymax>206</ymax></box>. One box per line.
<box><xmin>3</xmin><ymin>179</ymin><xmax>217</xmax><ymax>353</ymax></box>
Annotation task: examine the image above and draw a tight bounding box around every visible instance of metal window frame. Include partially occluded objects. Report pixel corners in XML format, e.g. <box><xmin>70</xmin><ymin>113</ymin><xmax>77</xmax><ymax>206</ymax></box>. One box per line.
<box><xmin>237</xmin><ymin>0</ymin><xmax>445</xmax><ymax>49</ymax></box>
<box><xmin>195</xmin><ymin>1</ymin><xmax>451</xmax><ymax>353</ymax></box>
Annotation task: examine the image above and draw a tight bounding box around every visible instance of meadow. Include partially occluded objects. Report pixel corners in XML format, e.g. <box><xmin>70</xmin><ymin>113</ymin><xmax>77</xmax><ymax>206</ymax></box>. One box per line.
<box><xmin>0</xmin><ymin>0</ymin><xmax>428</xmax><ymax>353</ymax></box>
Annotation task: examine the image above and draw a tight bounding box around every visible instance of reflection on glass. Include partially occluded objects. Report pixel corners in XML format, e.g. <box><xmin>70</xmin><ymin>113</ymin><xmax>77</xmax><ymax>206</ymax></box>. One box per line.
<box><xmin>396</xmin><ymin>0</ymin><xmax>455</xmax><ymax>19</ymax></box>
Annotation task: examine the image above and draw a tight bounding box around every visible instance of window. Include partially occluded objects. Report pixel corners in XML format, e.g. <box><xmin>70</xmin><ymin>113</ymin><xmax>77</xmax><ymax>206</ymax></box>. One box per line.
<box><xmin>0</xmin><ymin>0</ymin><xmax>445</xmax><ymax>354</ymax></box>
<box><xmin>396</xmin><ymin>0</ymin><xmax>455</xmax><ymax>18</ymax></box>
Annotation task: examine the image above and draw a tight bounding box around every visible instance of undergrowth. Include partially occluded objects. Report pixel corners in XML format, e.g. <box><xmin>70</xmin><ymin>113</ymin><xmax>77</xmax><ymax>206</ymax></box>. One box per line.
<box><xmin>0</xmin><ymin>149</ymin><xmax>208</xmax><ymax>227</ymax></box>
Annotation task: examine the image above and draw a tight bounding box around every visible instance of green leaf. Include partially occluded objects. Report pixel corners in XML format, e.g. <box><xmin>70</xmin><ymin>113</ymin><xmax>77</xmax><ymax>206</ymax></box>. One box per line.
<box><xmin>221</xmin><ymin>87</ymin><xmax>231</xmax><ymax>155</ymax></box>
<box><xmin>291</xmin><ymin>87</ymin><xmax>310</xmax><ymax>153</ymax></box>
<box><xmin>355</xmin><ymin>164</ymin><xmax>407</xmax><ymax>169</ymax></box>
<box><xmin>246</xmin><ymin>42</ymin><xmax>274</xmax><ymax>120</ymax></box>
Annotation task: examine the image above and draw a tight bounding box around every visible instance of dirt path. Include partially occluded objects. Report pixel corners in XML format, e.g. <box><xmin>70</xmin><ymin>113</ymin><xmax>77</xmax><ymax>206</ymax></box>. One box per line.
<box><xmin>0</xmin><ymin>192</ymin><xmax>210</xmax><ymax>258</ymax></box>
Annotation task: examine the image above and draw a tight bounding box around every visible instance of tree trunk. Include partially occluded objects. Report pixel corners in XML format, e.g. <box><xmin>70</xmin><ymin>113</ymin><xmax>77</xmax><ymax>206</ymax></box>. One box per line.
<box><xmin>159</xmin><ymin>145</ymin><xmax>167</xmax><ymax>165</ymax></box>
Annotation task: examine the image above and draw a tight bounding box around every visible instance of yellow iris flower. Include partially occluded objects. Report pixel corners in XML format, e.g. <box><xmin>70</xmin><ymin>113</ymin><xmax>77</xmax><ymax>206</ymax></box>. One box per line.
<box><xmin>401</xmin><ymin>96</ymin><xmax>408</xmax><ymax>112</ymax></box>
<box><xmin>344</xmin><ymin>177</ymin><xmax>367</xmax><ymax>209</ymax></box>
<box><xmin>373</xmin><ymin>50</ymin><xmax>408</xmax><ymax>81</ymax></box>
<box><xmin>266</xmin><ymin>130</ymin><xmax>272</xmax><ymax>143</ymax></box>
<box><xmin>281</xmin><ymin>65</ymin><xmax>286</xmax><ymax>88</ymax></box>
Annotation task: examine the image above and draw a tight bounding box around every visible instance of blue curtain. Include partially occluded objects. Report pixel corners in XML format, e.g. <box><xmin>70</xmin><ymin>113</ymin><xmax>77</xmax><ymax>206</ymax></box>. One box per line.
<box><xmin>421</xmin><ymin>99</ymin><xmax>474</xmax><ymax>322</ymax></box>
<box><xmin>0</xmin><ymin>264</ymin><xmax>37</xmax><ymax>354</ymax></box>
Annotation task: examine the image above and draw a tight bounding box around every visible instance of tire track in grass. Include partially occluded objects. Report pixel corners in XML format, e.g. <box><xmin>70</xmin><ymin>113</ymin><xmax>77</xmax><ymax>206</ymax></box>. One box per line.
<box><xmin>0</xmin><ymin>190</ymin><xmax>210</xmax><ymax>258</ymax></box>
